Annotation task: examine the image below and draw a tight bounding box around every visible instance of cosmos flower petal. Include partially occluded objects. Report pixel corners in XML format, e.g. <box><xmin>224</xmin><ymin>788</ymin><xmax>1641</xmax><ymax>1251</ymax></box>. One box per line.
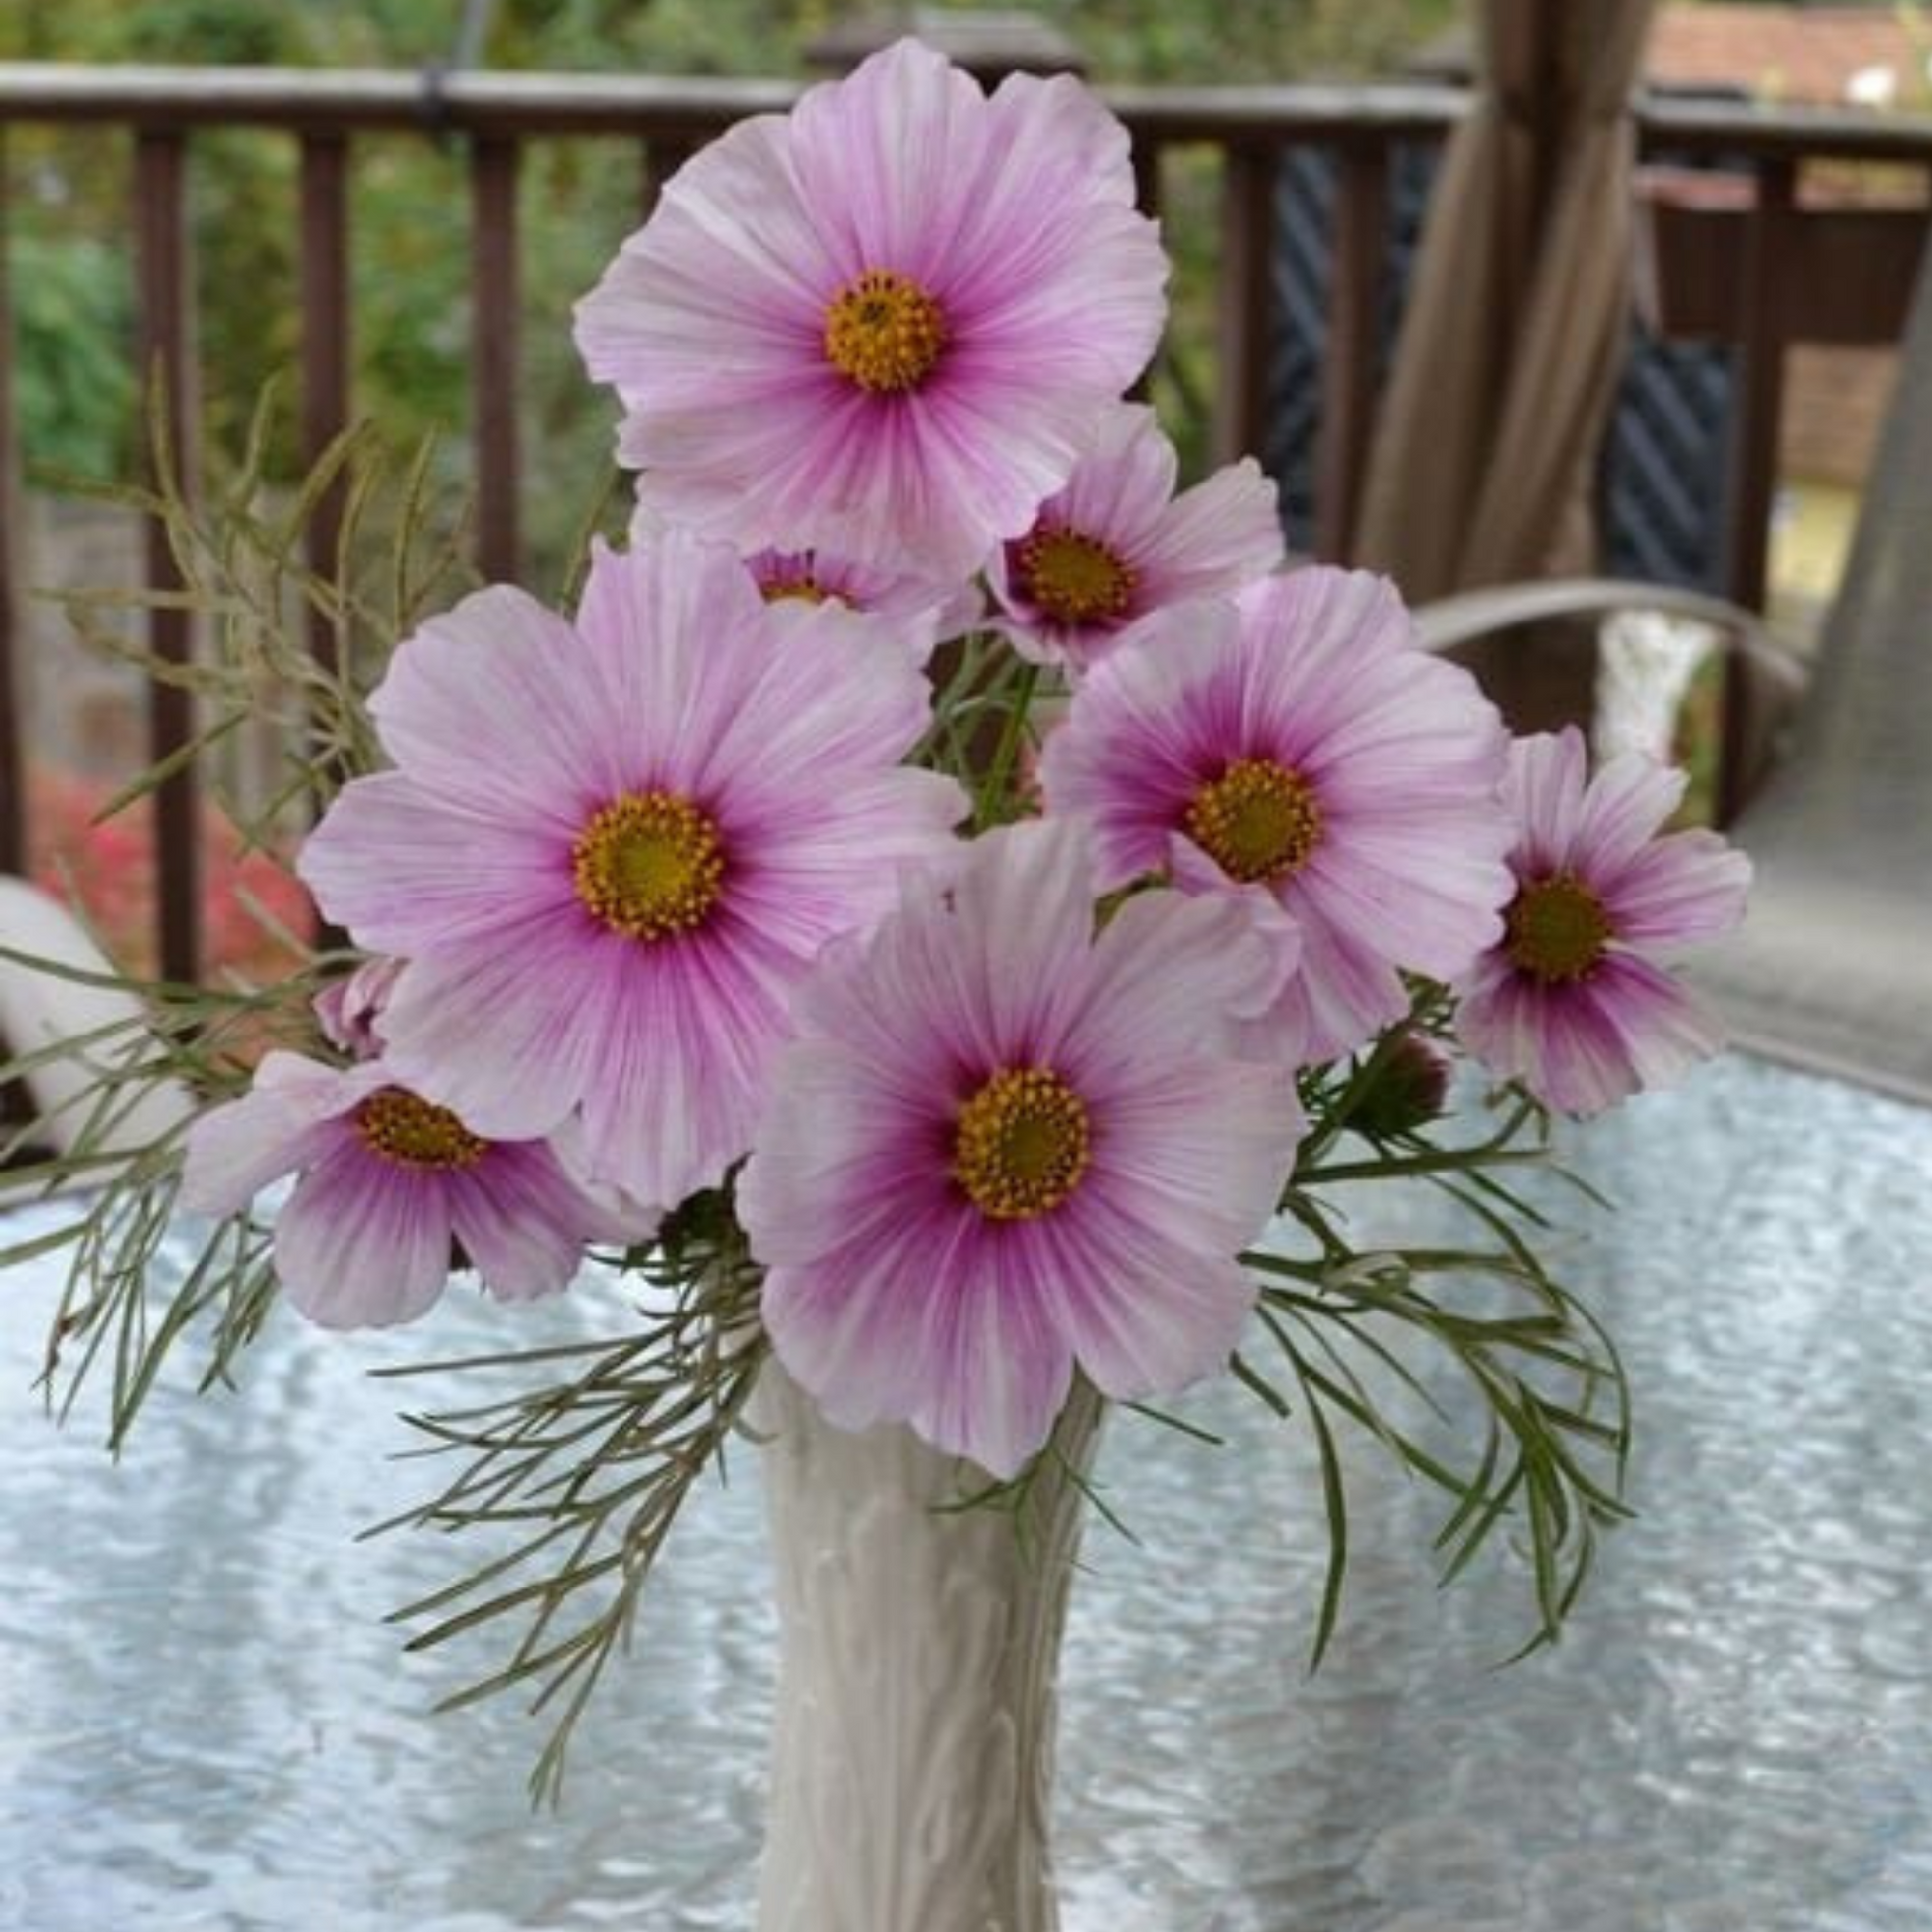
<box><xmin>368</xmin><ymin>586</ymin><xmax>607</xmax><ymax>824</ymax></box>
<box><xmin>1065</xmin><ymin>884</ymin><xmax>1294</xmax><ymax>1073</ymax></box>
<box><xmin>374</xmin><ymin>936</ymin><xmax>612</xmax><ymax>1144</ymax></box>
<box><xmin>906</xmin><ymin>1243</ymin><xmax>1080</xmax><ymax>1480</ymax></box>
<box><xmin>299</xmin><ymin>774</ymin><xmax>573</xmax><ymax>958</ymax></box>
<box><xmin>180</xmin><ymin>1050</ymin><xmax>381</xmax><ymax>1215</ymax></box>
<box><xmin>1598</xmin><ymin>827</ymin><xmax>1753</xmax><ymax>948</ymax></box>
<box><xmin>1570</xmin><ymin>748</ymin><xmax>1690</xmax><ymax>872</ymax></box>
<box><xmin>445</xmin><ymin>1145</ymin><xmax>599</xmax><ymax>1302</ymax></box>
<box><xmin>1133</xmin><ymin>457</ymin><xmax>1283</xmax><ymax>603</ymax></box>
<box><xmin>274</xmin><ymin>1142</ymin><xmax>456</xmax><ymax>1330</ymax></box>
<box><xmin>1461</xmin><ymin>952</ymin><xmax>1725</xmax><ymax>1117</ymax></box>
<box><xmin>1043</xmin><ymin>1216</ymin><xmax>1258</xmax><ymax>1403</ymax></box>
<box><xmin>1508</xmin><ymin>725</ymin><xmax>1592</xmax><ymax>872</ymax></box>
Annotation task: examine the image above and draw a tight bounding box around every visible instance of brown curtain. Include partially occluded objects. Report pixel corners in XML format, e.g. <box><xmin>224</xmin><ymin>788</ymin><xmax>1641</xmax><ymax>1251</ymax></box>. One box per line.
<box><xmin>1352</xmin><ymin>0</ymin><xmax>1657</xmax><ymax>599</ymax></box>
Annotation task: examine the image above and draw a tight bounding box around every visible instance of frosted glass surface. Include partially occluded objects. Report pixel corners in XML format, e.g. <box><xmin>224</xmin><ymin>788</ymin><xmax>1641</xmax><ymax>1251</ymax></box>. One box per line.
<box><xmin>1</xmin><ymin>1054</ymin><xmax>1927</xmax><ymax>1930</ymax></box>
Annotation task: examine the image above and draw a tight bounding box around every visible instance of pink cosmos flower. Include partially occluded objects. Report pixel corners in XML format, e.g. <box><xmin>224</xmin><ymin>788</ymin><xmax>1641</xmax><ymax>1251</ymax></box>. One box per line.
<box><xmin>739</xmin><ymin>819</ymin><xmax>1304</xmax><ymax>1480</ymax></box>
<box><xmin>312</xmin><ymin>955</ymin><xmax>404</xmax><ymax>1059</ymax></box>
<box><xmin>1040</xmin><ymin>568</ymin><xmax>1516</xmax><ymax>1066</ymax></box>
<box><xmin>298</xmin><ymin>534</ymin><xmax>965</xmax><ymax>1209</ymax></box>
<box><xmin>181</xmin><ymin>1053</ymin><xmax>617</xmax><ymax>1329</ymax></box>
<box><xmin>630</xmin><ymin>502</ymin><xmax>983</xmax><ymax>664</ymax></box>
<box><xmin>1456</xmin><ymin>728</ymin><xmax>1751</xmax><ymax>1115</ymax></box>
<box><xmin>987</xmin><ymin>402</ymin><xmax>1284</xmax><ymax>672</ymax></box>
<box><xmin>576</xmin><ymin>38</ymin><xmax>1168</xmax><ymax>579</ymax></box>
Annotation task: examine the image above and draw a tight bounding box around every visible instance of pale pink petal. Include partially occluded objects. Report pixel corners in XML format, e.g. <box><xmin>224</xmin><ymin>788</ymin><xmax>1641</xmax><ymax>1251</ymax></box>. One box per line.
<box><xmin>1506</xmin><ymin>728</ymin><xmax>1592</xmax><ymax>873</ymax></box>
<box><xmin>1570</xmin><ymin>748</ymin><xmax>1689</xmax><ymax>875</ymax></box>
<box><xmin>446</xmin><ymin>1144</ymin><xmax>598</xmax><ymax>1302</ymax></box>
<box><xmin>374</xmin><ymin>933</ymin><xmax>615</xmax><ymax>1145</ymax></box>
<box><xmin>1458</xmin><ymin>952</ymin><xmax>1725</xmax><ymax>1117</ymax></box>
<box><xmin>1039</xmin><ymin>1207</ymin><xmax>1258</xmax><ymax>1403</ymax></box>
<box><xmin>1065</xmin><ymin>885</ymin><xmax>1295</xmax><ymax>1073</ymax></box>
<box><xmin>367</xmin><ymin>586</ymin><xmax>608</xmax><ymax>824</ymax></box>
<box><xmin>905</xmin><ymin>1236</ymin><xmax>1079</xmax><ymax>1479</ymax></box>
<box><xmin>180</xmin><ymin>1053</ymin><xmax>381</xmax><ymax>1215</ymax></box>
<box><xmin>274</xmin><ymin>1145</ymin><xmax>454</xmax><ymax>1329</ymax></box>
<box><xmin>299</xmin><ymin>774</ymin><xmax>572</xmax><ymax>958</ymax></box>
<box><xmin>1132</xmin><ymin>458</ymin><xmax>1283</xmax><ymax>609</ymax></box>
<box><xmin>1076</xmin><ymin>1057</ymin><xmax>1299</xmax><ymax>1259</ymax></box>
<box><xmin>1597</xmin><ymin>827</ymin><xmax>1752</xmax><ymax>948</ymax></box>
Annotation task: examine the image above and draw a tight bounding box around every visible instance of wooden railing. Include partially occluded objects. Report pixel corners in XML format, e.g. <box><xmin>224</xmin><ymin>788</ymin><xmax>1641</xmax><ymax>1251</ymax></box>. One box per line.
<box><xmin>1</xmin><ymin>63</ymin><xmax>1929</xmax><ymax>981</ymax></box>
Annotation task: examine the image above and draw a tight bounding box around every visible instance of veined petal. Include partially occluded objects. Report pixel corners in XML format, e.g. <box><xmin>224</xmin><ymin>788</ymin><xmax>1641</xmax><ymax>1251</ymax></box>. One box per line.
<box><xmin>446</xmin><ymin>1144</ymin><xmax>598</xmax><ymax>1302</ymax></box>
<box><xmin>274</xmin><ymin>1145</ymin><xmax>454</xmax><ymax>1330</ymax></box>
<box><xmin>180</xmin><ymin>1053</ymin><xmax>381</xmax><ymax>1215</ymax></box>
<box><xmin>1598</xmin><ymin>826</ymin><xmax>1752</xmax><ymax>948</ymax></box>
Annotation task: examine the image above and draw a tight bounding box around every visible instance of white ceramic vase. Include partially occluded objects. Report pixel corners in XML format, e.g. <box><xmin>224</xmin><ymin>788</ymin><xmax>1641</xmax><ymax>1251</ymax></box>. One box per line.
<box><xmin>754</xmin><ymin>1364</ymin><xmax>1103</xmax><ymax>1932</ymax></box>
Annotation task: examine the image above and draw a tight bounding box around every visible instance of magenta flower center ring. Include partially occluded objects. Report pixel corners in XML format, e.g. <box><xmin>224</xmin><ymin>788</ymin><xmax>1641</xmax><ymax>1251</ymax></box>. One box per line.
<box><xmin>1017</xmin><ymin>526</ymin><xmax>1138</xmax><ymax>625</ymax></box>
<box><xmin>354</xmin><ymin>1088</ymin><xmax>488</xmax><ymax>1170</ymax></box>
<box><xmin>952</xmin><ymin>1066</ymin><xmax>1092</xmax><ymax>1221</ymax></box>
<box><xmin>1183</xmin><ymin>757</ymin><xmax>1325</xmax><ymax>885</ymax></box>
<box><xmin>822</xmin><ymin>269</ymin><xmax>949</xmax><ymax>394</ymax></box>
<box><xmin>572</xmin><ymin>790</ymin><xmax>727</xmax><ymax>942</ymax></box>
<box><xmin>1504</xmin><ymin>873</ymin><xmax>1614</xmax><ymax>983</ymax></box>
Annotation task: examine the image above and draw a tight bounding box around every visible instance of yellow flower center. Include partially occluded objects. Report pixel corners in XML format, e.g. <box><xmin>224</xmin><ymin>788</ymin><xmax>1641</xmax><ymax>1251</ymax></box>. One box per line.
<box><xmin>1183</xmin><ymin>757</ymin><xmax>1325</xmax><ymax>885</ymax></box>
<box><xmin>953</xmin><ymin>1067</ymin><xmax>1091</xmax><ymax>1222</ymax></box>
<box><xmin>823</xmin><ymin>269</ymin><xmax>948</xmax><ymax>394</ymax></box>
<box><xmin>1504</xmin><ymin>873</ymin><xmax>1613</xmax><ymax>983</ymax></box>
<box><xmin>572</xmin><ymin>790</ymin><xmax>726</xmax><ymax>942</ymax></box>
<box><xmin>355</xmin><ymin>1088</ymin><xmax>487</xmax><ymax>1171</ymax></box>
<box><xmin>1017</xmin><ymin>527</ymin><xmax>1138</xmax><ymax>626</ymax></box>
<box><xmin>761</xmin><ymin>576</ymin><xmax>830</xmax><ymax>606</ymax></box>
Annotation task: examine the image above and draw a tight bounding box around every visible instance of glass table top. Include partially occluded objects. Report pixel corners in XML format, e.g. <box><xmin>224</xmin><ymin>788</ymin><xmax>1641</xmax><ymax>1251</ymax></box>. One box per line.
<box><xmin>2</xmin><ymin>1050</ymin><xmax>1929</xmax><ymax>1931</ymax></box>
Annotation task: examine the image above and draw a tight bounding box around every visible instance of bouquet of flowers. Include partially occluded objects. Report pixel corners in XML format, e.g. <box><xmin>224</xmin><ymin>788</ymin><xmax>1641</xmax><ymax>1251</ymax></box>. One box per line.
<box><xmin>19</xmin><ymin>38</ymin><xmax>1748</xmax><ymax>1834</ymax></box>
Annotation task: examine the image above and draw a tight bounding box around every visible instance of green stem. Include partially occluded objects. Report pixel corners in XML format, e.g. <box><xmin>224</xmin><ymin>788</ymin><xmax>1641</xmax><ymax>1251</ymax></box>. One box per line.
<box><xmin>974</xmin><ymin>659</ymin><xmax>1040</xmax><ymax>829</ymax></box>
<box><xmin>1295</xmin><ymin>1146</ymin><xmax>1548</xmax><ymax>1186</ymax></box>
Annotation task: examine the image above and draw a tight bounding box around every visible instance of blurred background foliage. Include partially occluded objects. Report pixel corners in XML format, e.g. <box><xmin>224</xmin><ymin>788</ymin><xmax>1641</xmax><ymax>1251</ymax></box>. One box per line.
<box><xmin>3</xmin><ymin>0</ymin><xmax>1456</xmax><ymax>579</ymax></box>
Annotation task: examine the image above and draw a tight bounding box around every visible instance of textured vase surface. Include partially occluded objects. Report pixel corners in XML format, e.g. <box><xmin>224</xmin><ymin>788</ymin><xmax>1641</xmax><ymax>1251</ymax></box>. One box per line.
<box><xmin>754</xmin><ymin>1364</ymin><xmax>1103</xmax><ymax>1932</ymax></box>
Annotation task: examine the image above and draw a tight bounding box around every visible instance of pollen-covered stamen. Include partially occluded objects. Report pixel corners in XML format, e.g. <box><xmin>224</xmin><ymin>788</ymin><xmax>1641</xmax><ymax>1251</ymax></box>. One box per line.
<box><xmin>1184</xmin><ymin>757</ymin><xmax>1324</xmax><ymax>884</ymax></box>
<box><xmin>1504</xmin><ymin>872</ymin><xmax>1614</xmax><ymax>983</ymax></box>
<box><xmin>355</xmin><ymin>1088</ymin><xmax>488</xmax><ymax>1171</ymax></box>
<box><xmin>760</xmin><ymin>575</ymin><xmax>831</xmax><ymax>606</ymax></box>
<box><xmin>1016</xmin><ymin>526</ymin><xmax>1138</xmax><ymax>626</ymax></box>
<box><xmin>573</xmin><ymin>790</ymin><xmax>726</xmax><ymax>942</ymax></box>
<box><xmin>824</xmin><ymin>269</ymin><xmax>948</xmax><ymax>394</ymax></box>
<box><xmin>953</xmin><ymin>1066</ymin><xmax>1091</xmax><ymax>1221</ymax></box>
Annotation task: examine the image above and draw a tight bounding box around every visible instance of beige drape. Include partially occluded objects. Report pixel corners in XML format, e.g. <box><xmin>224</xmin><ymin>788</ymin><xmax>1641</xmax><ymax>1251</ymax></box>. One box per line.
<box><xmin>1352</xmin><ymin>0</ymin><xmax>1656</xmax><ymax>599</ymax></box>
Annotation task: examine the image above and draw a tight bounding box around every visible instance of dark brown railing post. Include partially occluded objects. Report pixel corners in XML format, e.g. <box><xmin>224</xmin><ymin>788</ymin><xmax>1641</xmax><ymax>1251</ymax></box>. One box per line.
<box><xmin>1315</xmin><ymin>138</ymin><xmax>1388</xmax><ymax>562</ymax></box>
<box><xmin>1212</xmin><ymin>142</ymin><xmax>1279</xmax><ymax>469</ymax></box>
<box><xmin>299</xmin><ymin>132</ymin><xmax>351</xmax><ymax>681</ymax></box>
<box><xmin>0</xmin><ymin>125</ymin><xmax>26</xmax><ymax>881</ymax></box>
<box><xmin>470</xmin><ymin>132</ymin><xmax>520</xmax><ymax>582</ymax></box>
<box><xmin>133</xmin><ymin>127</ymin><xmax>201</xmax><ymax>987</ymax></box>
